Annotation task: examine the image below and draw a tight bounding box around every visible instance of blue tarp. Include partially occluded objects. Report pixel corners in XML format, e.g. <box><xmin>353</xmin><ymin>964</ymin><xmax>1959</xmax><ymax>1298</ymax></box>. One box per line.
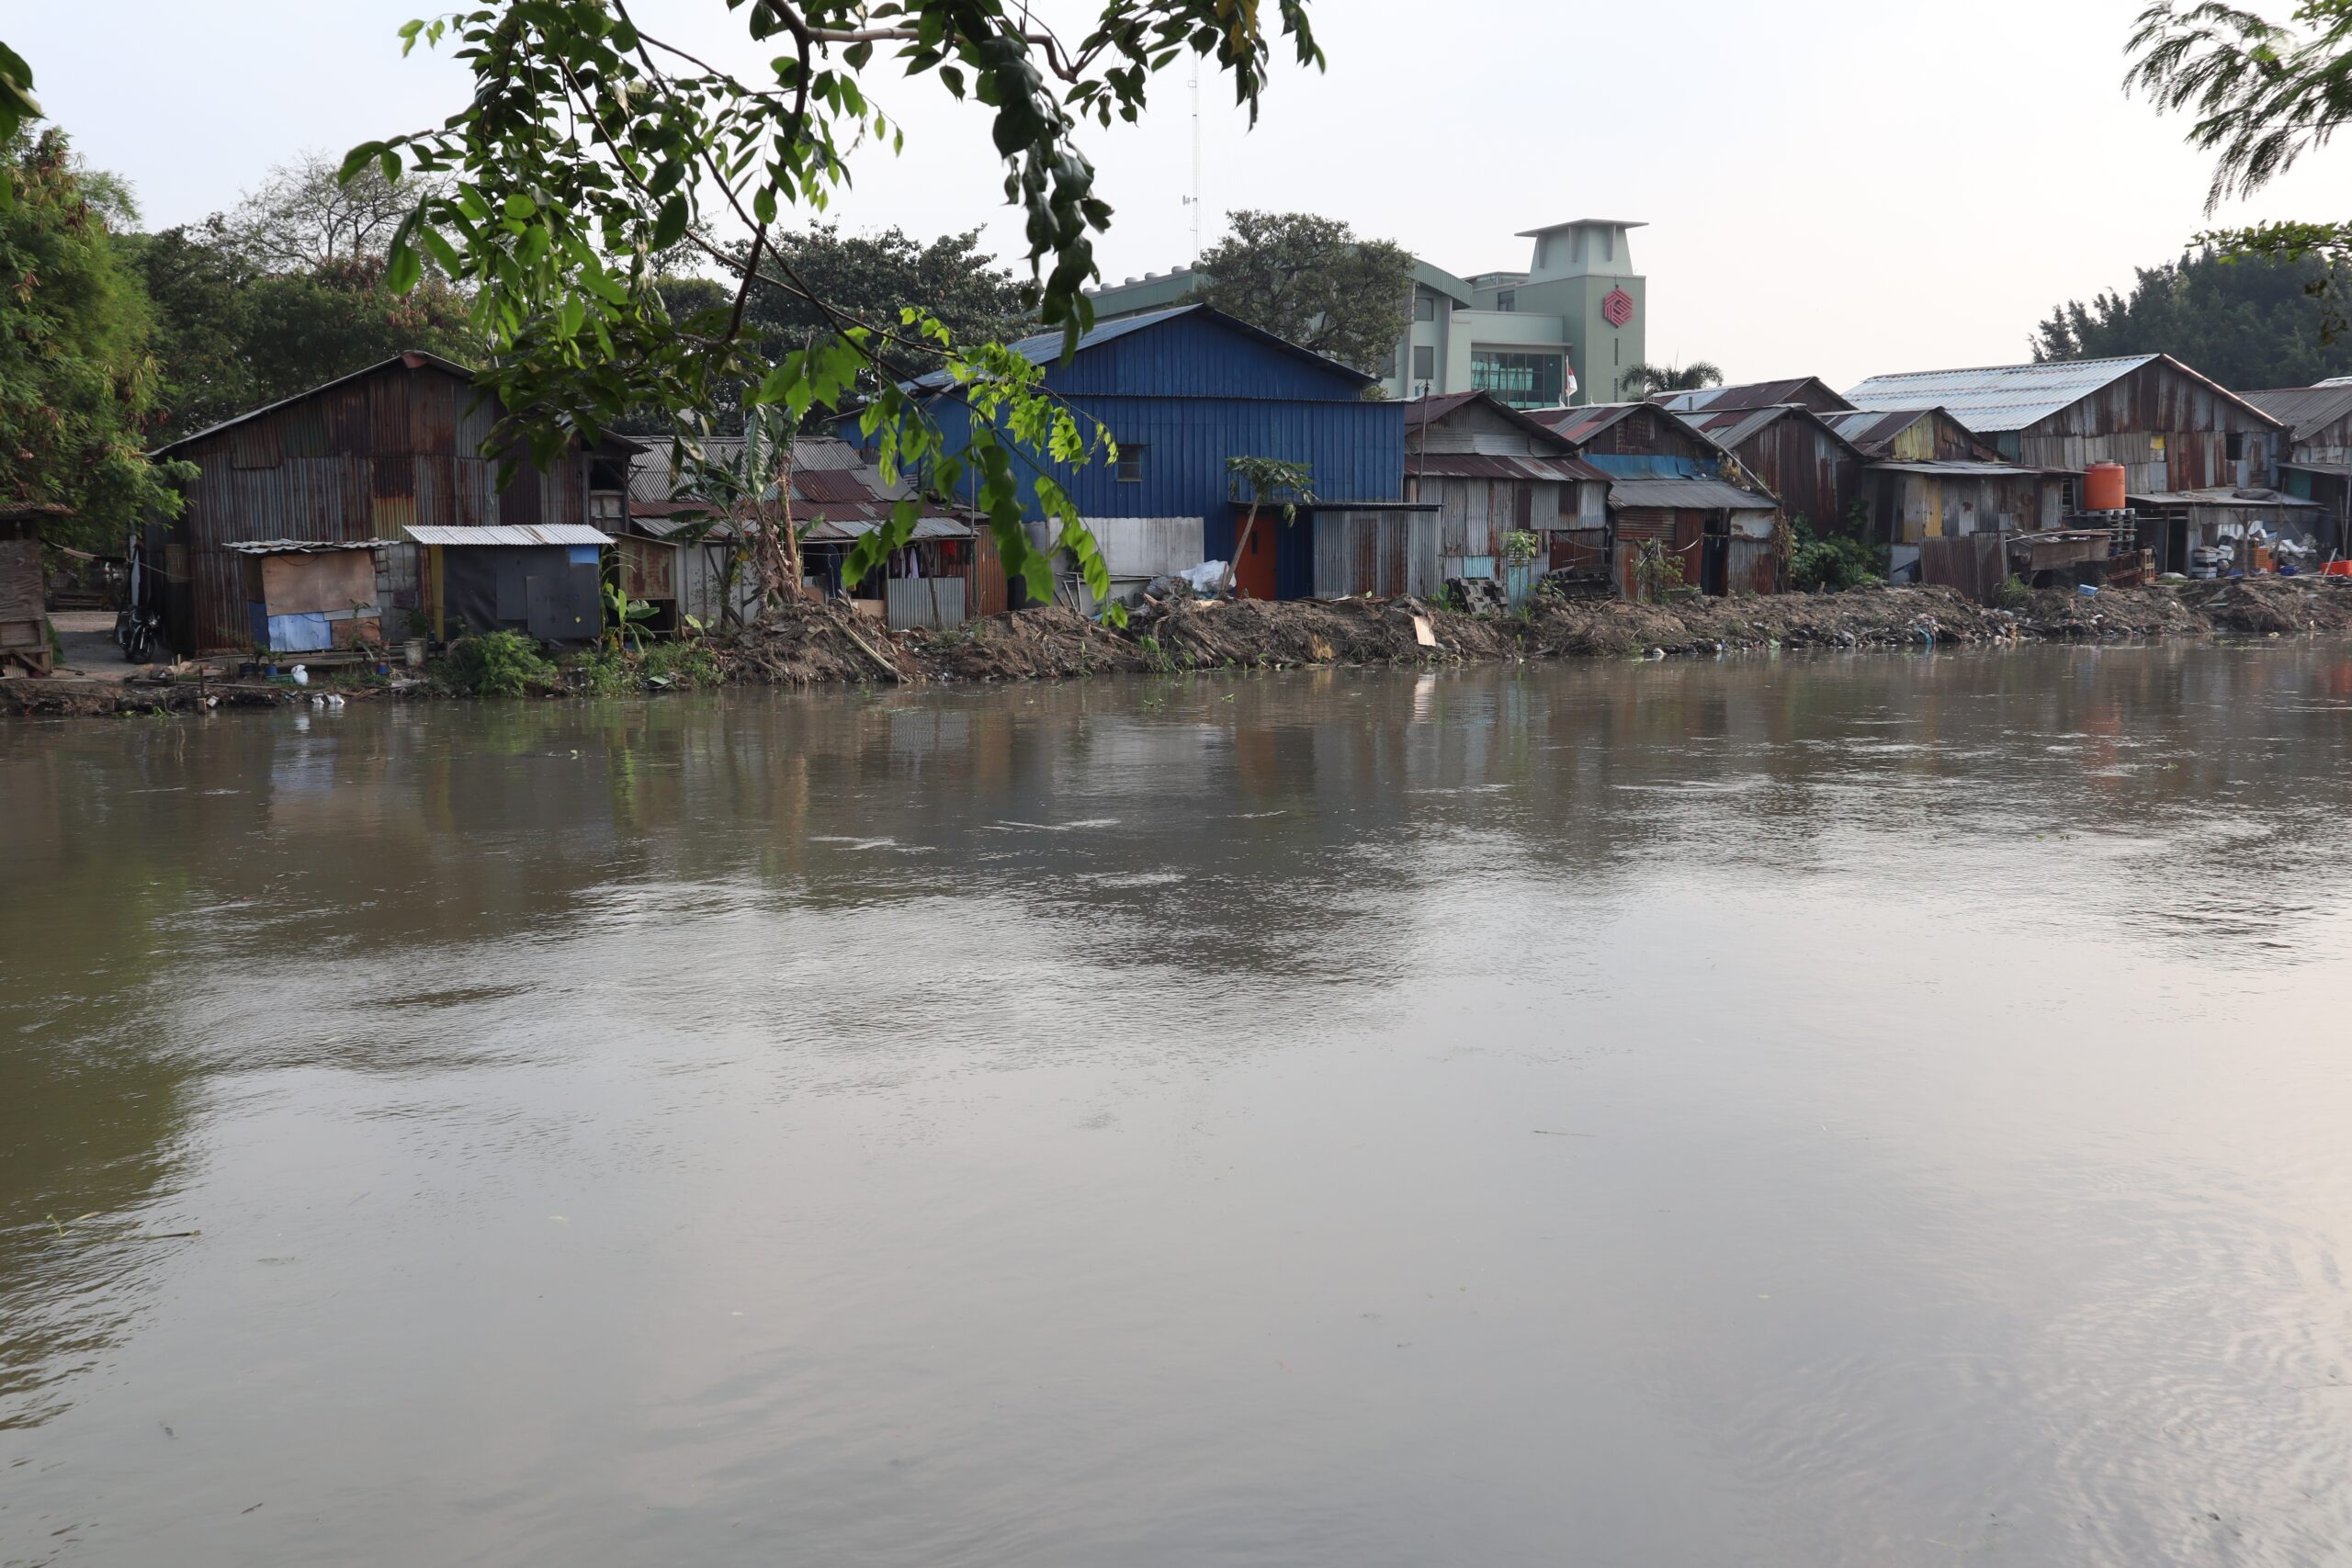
<box><xmin>249</xmin><ymin>604</ymin><xmax>333</xmax><ymax>652</ymax></box>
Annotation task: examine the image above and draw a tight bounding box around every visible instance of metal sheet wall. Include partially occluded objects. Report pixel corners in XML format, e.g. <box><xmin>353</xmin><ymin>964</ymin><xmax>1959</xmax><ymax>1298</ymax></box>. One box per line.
<box><xmin>886</xmin><ymin>576</ymin><xmax>968</xmax><ymax>630</ymax></box>
<box><xmin>1730</xmin><ymin>421</ymin><xmax>1858</xmax><ymax>530</ymax></box>
<box><xmin>2016</xmin><ymin>358</ymin><xmax>2276</xmax><ymax>493</ymax></box>
<box><xmin>168</xmin><ymin>360</ymin><xmax>594</xmax><ymax>651</ymax></box>
<box><xmin>1311</xmin><ymin>509</ymin><xmax>1440</xmax><ymax>599</ymax></box>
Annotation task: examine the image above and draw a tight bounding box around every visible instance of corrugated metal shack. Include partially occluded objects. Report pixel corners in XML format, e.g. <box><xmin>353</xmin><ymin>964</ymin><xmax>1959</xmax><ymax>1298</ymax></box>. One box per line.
<box><xmin>857</xmin><ymin>304</ymin><xmax>1403</xmax><ymax>602</ymax></box>
<box><xmin>150</xmin><ymin>351</ymin><xmax>639</xmax><ymax>654</ymax></box>
<box><xmin>409</xmin><ymin>523</ymin><xmax>608</xmax><ymax>644</ymax></box>
<box><xmin>2244</xmin><ymin>383</ymin><xmax>2352</xmax><ymax>552</ymax></box>
<box><xmin>0</xmin><ymin>508</ymin><xmax>52</xmax><ymax>675</ymax></box>
<box><xmin>1527</xmin><ymin>401</ymin><xmax>1783</xmax><ymax>596</ymax></box>
<box><xmin>1844</xmin><ymin>355</ymin><xmax>2285</xmax><ymax>573</ymax></box>
<box><xmin>1406</xmin><ymin>392</ymin><xmax>1611</xmax><ymax>592</ymax></box>
<box><xmin>627</xmin><ymin>435</ymin><xmax>997</xmax><ymax>631</ymax></box>
<box><xmin>224</xmin><ymin>539</ymin><xmax>390</xmax><ymax>655</ymax></box>
<box><xmin>1673</xmin><ymin>403</ymin><xmax>1865</xmax><ymax>534</ymax></box>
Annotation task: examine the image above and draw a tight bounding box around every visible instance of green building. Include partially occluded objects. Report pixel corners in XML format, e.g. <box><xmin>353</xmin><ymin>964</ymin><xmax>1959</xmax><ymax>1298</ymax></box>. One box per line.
<box><xmin>1080</xmin><ymin>218</ymin><xmax>1648</xmax><ymax>408</ymax></box>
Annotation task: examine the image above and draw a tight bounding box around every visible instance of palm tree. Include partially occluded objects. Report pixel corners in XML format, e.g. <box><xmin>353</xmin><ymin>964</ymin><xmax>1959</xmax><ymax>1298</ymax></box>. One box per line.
<box><xmin>1618</xmin><ymin>360</ymin><xmax>1724</xmax><ymax>400</ymax></box>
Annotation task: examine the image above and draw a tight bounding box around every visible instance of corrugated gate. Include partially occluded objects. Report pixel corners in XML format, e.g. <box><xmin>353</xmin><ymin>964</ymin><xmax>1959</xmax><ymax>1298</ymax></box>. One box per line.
<box><xmin>1919</xmin><ymin>533</ymin><xmax>2011</xmax><ymax>604</ymax></box>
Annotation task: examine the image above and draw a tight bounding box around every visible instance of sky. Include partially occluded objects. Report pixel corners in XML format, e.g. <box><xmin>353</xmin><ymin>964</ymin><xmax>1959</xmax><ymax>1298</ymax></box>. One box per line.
<box><xmin>17</xmin><ymin>0</ymin><xmax>2352</xmax><ymax>389</ymax></box>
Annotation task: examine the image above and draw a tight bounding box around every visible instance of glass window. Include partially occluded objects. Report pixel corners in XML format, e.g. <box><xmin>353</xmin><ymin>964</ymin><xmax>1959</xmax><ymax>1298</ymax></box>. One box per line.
<box><xmin>1495</xmin><ymin>288</ymin><xmax>1517</xmax><ymax>312</ymax></box>
<box><xmin>1469</xmin><ymin>351</ymin><xmax>1563</xmax><ymax>409</ymax></box>
<box><xmin>1116</xmin><ymin>445</ymin><xmax>1146</xmax><ymax>483</ymax></box>
<box><xmin>1412</xmin><ymin>345</ymin><xmax>1436</xmax><ymax>385</ymax></box>
<box><xmin>1413</xmin><ymin>294</ymin><xmax>1435</xmax><ymax>322</ymax></box>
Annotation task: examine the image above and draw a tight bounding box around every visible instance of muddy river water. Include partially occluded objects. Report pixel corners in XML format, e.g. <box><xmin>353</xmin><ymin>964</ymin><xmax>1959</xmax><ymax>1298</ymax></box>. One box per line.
<box><xmin>7</xmin><ymin>645</ymin><xmax>2352</xmax><ymax>1566</ymax></box>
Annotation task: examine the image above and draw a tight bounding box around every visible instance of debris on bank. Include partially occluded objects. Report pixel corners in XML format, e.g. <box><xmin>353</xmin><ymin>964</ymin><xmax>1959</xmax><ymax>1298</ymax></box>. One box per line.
<box><xmin>691</xmin><ymin>576</ymin><xmax>2352</xmax><ymax>685</ymax></box>
<box><xmin>18</xmin><ymin>578</ymin><xmax>2352</xmax><ymax>716</ymax></box>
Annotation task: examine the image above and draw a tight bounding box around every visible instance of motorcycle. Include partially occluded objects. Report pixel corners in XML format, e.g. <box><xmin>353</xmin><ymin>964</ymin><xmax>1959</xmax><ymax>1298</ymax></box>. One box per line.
<box><xmin>113</xmin><ymin>532</ymin><xmax>164</xmax><ymax>663</ymax></box>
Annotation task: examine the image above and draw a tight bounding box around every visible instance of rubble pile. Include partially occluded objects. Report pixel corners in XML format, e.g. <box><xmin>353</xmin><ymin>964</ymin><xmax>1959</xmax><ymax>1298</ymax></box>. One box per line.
<box><xmin>916</xmin><ymin>606</ymin><xmax>1151</xmax><ymax>681</ymax></box>
<box><xmin>712</xmin><ymin>598</ymin><xmax>923</xmax><ymax>685</ymax></box>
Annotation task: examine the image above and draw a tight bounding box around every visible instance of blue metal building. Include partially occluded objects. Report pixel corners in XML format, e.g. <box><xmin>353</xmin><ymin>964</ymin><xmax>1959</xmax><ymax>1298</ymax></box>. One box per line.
<box><xmin>849</xmin><ymin>304</ymin><xmax>1404</xmax><ymax>600</ymax></box>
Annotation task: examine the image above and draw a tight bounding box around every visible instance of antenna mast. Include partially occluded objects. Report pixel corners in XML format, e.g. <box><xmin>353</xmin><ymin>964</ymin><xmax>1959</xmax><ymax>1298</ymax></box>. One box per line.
<box><xmin>1187</xmin><ymin>65</ymin><xmax>1203</xmax><ymax>265</ymax></box>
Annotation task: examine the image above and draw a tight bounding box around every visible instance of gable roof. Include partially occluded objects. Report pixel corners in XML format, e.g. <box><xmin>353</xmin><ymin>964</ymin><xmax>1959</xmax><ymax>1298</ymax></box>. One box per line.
<box><xmin>1843</xmin><ymin>353</ymin><xmax>2282</xmax><ymax>434</ymax></box>
<box><xmin>2244</xmin><ymin>384</ymin><xmax>2352</xmax><ymax>437</ymax></box>
<box><xmin>150</xmin><ymin>349</ymin><xmax>646</xmax><ymax>461</ymax></box>
<box><xmin>1674</xmin><ymin>401</ymin><xmax>1866</xmax><ymax>459</ymax></box>
<box><xmin>1523</xmin><ymin>401</ymin><xmax>1643</xmax><ymax>445</ymax></box>
<box><xmin>1652</xmin><ymin>378</ymin><xmax>1853</xmax><ymax>415</ymax></box>
<box><xmin>1825</xmin><ymin>406</ymin><xmax>1936</xmax><ymax>457</ymax></box>
<box><xmin>1406</xmin><ymin>389</ymin><xmax>1579</xmax><ymax>448</ymax></box>
<box><xmin>910</xmin><ymin>302</ymin><xmax>1377</xmax><ymax>393</ymax></box>
<box><xmin>152</xmin><ymin>350</ymin><xmax>479</xmax><ymax>458</ymax></box>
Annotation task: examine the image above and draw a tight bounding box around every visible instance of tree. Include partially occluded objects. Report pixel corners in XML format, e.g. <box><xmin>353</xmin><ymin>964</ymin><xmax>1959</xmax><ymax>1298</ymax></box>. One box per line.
<box><xmin>221</xmin><ymin>152</ymin><xmax>440</xmax><ymax>271</ymax></box>
<box><xmin>1619</xmin><ymin>360</ymin><xmax>1723</xmax><ymax>400</ymax></box>
<box><xmin>1195</xmin><ymin>209</ymin><xmax>1411</xmax><ymax>374</ymax></box>
<box><xmin>627</xmin><ymin>224</ymin><xmax>1031</xmax><ymax>435</ymax></box>
<box><xmin>2032</xmin><ymin>249</ymin><xmax>2352</xmax><ymax>388</ymax></box>
<box><xmin>1217</xmin><ymin>455</ymin><xmax>1314</xmax><ymax>598</ymax></box>
<box><xmin>0</xmin><ymin>128</ymin><xmax>187</xmax><ymax>548</ymax></box>
<box><xmin>119</xmin><ymin>157</ymin><xmax>483</xmax><ymax>440</ymax></box>
<box><xmin>350</xmin><ymin>1</ymin><xmax>1324</xmax><ymax>614</ymax></box>
<box><xmin>2126</xmin><ymin>3</ymin><xmax>2352</xmax><ymax>340</ymax></box>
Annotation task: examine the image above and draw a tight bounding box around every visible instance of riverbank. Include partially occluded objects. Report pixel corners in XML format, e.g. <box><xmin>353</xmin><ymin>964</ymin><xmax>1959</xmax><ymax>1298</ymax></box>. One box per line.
<box><xmin>10</xmin><ymin>577</ymin><xmax>2352</xmax><ymax>716</ymax></box>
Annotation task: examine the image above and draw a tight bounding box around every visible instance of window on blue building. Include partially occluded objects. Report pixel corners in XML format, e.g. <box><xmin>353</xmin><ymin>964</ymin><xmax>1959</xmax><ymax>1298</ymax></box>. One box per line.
<box><xmin>1117</xmin><ymin>445</ymin><xmax>1147</xmax><ymax>483</ymax></box>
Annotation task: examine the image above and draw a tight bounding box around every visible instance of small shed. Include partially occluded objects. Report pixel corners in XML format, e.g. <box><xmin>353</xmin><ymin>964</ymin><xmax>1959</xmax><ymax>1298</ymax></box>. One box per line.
<box><xmin>625</xmin><ymin>435</ymin><xmax>997</xmax><ymax>630</ymax></box>
<box><xmin>0</xmin><ymin>509</ymin><xmax>52</xmax><ymax>676</ymax></box>
<box><xmin>222</xmin><ymin>539</ymin><xmax>390</xmax><ymax>655</ymax></box>
<box><xmin>1527</xmin><ymin>401</ymin><xmax>1785</xmax><ymax>596</ymax></box>
<box><xmin>1864</xmin><ymin>462</ymin><xmax>2067</xmax><ymax>584</ymax></box>
<box><xmin>2245</xmin><ymin>383</ymin><xmax>2352</xmax><ymax>552</ymax></box>
<box><xmin>1673</xmin><ymin>403</ymin><xmax>1865</xmax><ymax>535</ymax></box>
<box><xmin>2126</xmin><ymin>487</ymin><xmax>2325</xmax><ymax>570</ymax></box>
<box><xmin>1406</xmin><ymin>391</ymin><xmax>1611</xmax><ymax>587</ymax></box>
<box><xmin>1606</xmin><ymin>478</ymin><xmax>1781</xmax><ymax>598</ymax></box>
<box><xmin>149</xmin><ymin>351</ymin><xmax>639</xmax><ymax>655</ymax></box>
<box><xmin>407</xmin><ymin>523</ymin><xmax>608</xmax><ymax>644</ymax></box>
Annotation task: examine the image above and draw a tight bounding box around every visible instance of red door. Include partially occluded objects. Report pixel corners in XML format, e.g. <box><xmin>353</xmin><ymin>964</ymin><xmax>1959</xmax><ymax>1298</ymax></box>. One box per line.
<box><xmin>1234</xmin><ymin>514</ymin><xmax>1278</xmax><ymax>600</ymax></box>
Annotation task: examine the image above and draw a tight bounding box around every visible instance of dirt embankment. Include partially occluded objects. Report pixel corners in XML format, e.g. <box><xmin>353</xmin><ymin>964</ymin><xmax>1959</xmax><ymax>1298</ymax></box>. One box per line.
<box><xmin>18</xmin><ymin>579</ymin><xmax>2352</xmax><ymax>713</ymax></box>
<box><xmin>776</xmin><ymin>578</ymin><xmax>2352</xmax><ymax>684</ymax></box>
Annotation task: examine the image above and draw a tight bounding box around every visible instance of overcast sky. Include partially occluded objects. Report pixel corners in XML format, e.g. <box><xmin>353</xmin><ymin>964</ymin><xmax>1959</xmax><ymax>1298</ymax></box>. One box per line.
<box><xmin>19</xmin><ymin>1</ymin><xmax>2350</xmax><ymax>389</ymax></box>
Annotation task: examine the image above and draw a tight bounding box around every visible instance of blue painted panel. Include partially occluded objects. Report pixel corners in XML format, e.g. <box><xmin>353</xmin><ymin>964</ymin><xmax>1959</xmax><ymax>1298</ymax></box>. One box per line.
<box><xmin>566</xmin><ymin>545</ymin><xmax>603</xmax><ymax>566</ymax></box>
<box><xmin>1585</xmin><ymin>454</ymin><xmax>1713</xmax><ymax>479</ymax></box>
<box><xmin>1040</xmin><ymin>313</ymin><xmax>1370</xmax><ymax>403</ymax></box>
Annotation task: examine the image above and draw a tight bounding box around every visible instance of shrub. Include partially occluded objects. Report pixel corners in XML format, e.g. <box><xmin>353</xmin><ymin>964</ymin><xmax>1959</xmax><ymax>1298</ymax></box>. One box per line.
<box><xmin>444</xmin><ymin>630</ymin><xmax>556</xmax><ymax>696</ymax></box>
<box><xmin>1787</xmin><ymin>514</ymin><xmax>1888</xmax><ymax>592</ymax></box>
<box><xmin>641</xmin><ymin>639</ymin><xmax>723</xmax><ymax>689</ymax></box>
<box><xmin>1995</xmin><ymin>573</ymin><xmax>2031</xmax><ymax>611</ymax></box>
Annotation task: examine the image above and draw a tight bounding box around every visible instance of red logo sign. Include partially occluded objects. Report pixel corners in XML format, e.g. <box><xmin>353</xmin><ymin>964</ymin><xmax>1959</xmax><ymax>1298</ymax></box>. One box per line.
<box><xmin>1601</xmin><ymin>288</ymin><xmax>1635</xmax><ymax>328</ymax></box>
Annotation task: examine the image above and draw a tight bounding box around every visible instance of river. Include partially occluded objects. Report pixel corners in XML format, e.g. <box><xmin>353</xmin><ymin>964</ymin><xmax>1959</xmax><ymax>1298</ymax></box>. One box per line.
<box><xmin>6</xmin><ymin>645</ymin><xmax>2352</xmax><ymax>1566</ymax></box>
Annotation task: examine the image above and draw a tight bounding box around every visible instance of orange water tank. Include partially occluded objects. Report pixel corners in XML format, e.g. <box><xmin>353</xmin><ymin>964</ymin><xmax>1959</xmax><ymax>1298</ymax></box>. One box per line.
<box><xmin>2083</xmin><ymin>462</ymin><xmax>2127</xmax><ymax>513</ymax></box>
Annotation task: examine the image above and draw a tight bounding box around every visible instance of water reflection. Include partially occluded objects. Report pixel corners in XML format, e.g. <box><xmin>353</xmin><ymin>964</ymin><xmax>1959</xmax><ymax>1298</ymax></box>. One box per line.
<box><xmin>4</xmin><ymin>644</ymin><xmax>2352</xmax><ymax>1565</ymax></box>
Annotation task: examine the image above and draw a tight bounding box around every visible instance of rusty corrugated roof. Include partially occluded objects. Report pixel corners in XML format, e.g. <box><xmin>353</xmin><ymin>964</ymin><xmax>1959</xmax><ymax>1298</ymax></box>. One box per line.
<box><xmin>1411</xmin><ymin>453</ymin><xmax>1611</xmax><ymax>483</ymax></box>
<box><xmin>1609</xmin><ymin>478</ymin><xmax>1776</xmax><ymax>511</ymax></box>
<box><xmin>2244</xmin><ymin>385</ymin><xmax>2352</xmax><ymax>435</ymax></box>
<box><xmin>1652</xmin><ymin>378</ymin><xmax>1853</xmax><ymax>414</ymax></box>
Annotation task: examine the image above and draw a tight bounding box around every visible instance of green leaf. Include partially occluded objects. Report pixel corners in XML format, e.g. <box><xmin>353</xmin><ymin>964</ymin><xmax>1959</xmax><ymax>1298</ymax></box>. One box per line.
<box><xmin>338</xmin><ymin>141</ymin><xmax>388</xmax><ymax>184</ymax></box>
<box><xmin>653</xmin><ymin>193</ymin><xmax>688</xmax><ymax>249</ymax></box>
<box><xmin>386</xmin><ymin>243</ymin><xmax>423</xmax><ymax>296</ymax></box>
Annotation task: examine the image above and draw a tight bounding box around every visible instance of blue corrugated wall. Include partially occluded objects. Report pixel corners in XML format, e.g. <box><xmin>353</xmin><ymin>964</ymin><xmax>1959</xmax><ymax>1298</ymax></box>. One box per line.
<box><xmin>846</xmin><ymin>312</ymin><xmax>1403</xmax><ymax>584</ymax></box>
